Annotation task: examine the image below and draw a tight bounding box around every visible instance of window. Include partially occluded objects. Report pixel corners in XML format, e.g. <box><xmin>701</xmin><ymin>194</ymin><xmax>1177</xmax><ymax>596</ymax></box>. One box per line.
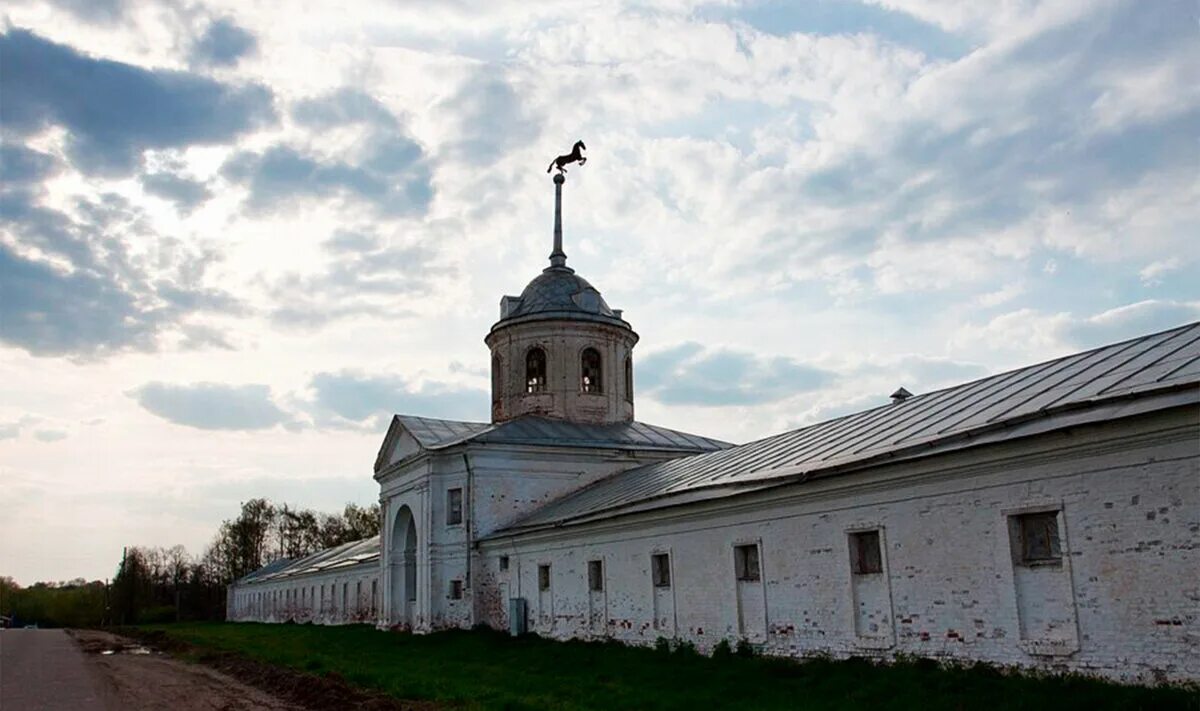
<box><xmin>849</xmin><ymin>530</ymin><xmax>883</xmax><ymax>575</ymax></box>
<box><xmin>651</xmin><ymin>553</ymin><xmax>671</xmax><ymax>588</ymax></box>
<box><xmin>581</xmin><ymin>348</ymin><xmax>603</xmax><ymax>393</ymax></box>
<box><xmin>492</xmin><ymin>353</ymin><xmax>503</xmax><ymax>402</ymax></box>
<box><xmin>624</xmin><ymin>356</ymin><xmax>633</xmax><ymax>402</ymax></box>
<box><xmin>447</xmin><ymin>487</ymin><xmax>464</xmax><ymax>526</ymax></box>
<box><xmin>1013</xmin><ymin>511</ymin><xmax>1062</xmax><ymax>565</ymax></box>
<box><xmin>450</xmin><ymin>579</ymin><xmax>464</xmax><ymax>600</ymax></box>
<box><xmin>371</xmin><ymin>581</ymin><xmax>378</xmax><ymax>611</ymax></box>
<box><xmin>526</xmin><ymin>347</ymin><xmax>547</xmax><ymax>393</ymax></box>
<box><xmin>342</xmin><ymin>583</ymin><xmax>349</xmax><ymax>611</ymax></box>
<box><xmin>588</xmin><ymin>560</ymin><xmax>604</xmax><ymax>592</ymax></box>
<box><xmin>734</xmin><ymin>544</ymin><xmax>761</xmax><ymax>581</ymax></box>
<box><xmin>356</xmin><ymin>581</ymin><xmax>362</xmax><ymax>609</ymax></box>
<box><xmin>538</xmin><ymin>564</ymin><xmax>551</xmax><ymax>591</ymax></box>
<box><xmin>499</xmin><ymin>555</ymin><xmax>510</xmax><ymax>571</ymax></box>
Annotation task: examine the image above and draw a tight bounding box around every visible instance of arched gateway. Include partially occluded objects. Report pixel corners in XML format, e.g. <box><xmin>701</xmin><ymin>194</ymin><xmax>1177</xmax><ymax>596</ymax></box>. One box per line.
<box><xmin>389</xmin><ymin>505</ymin><xmax>417</xmax><ymax>628</ymax></box>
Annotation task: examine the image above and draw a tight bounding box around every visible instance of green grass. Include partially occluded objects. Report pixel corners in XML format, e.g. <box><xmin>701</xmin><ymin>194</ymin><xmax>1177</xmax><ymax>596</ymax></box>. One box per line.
<box><xmin>137</xmin><ymin>622</ymin><xmax>1197</xmax><ymax>710</ymax></box>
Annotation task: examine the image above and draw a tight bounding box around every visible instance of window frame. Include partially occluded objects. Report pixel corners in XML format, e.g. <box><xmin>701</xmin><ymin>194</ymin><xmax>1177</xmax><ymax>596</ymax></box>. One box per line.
<box><xmin>1011</xmin><ymin>510</ymin><xmax>1063</xmax><ymax>567</ymax></box>
<box><xmin>581</xmin><ymin>347</ymin><xmax>604</xmax><ymax>394</ymax></box>
<box><xmin>446</xmin><ymin>487</ymin><xmax>464</xmax><ymax>526</ymax></box>
<box><xmin>537</xmin><ymin>563</ymin><xmax>551</xmax><ymax>591</ymax></box>
<box><xmin>650</xmin><ymin>552</ymin><xmax>671</xmax><ymax>588</ymax></box>
<box><xmin>849</xmin><ymin>529</ymin><xmax>883</xmax><ymax>575</ymax></box>
<box><xmin>587</xmin><ymin>559</ymin><xmax>604</xmax><ymax>592</ymax></box>
<box><xmin>734</xmin><ymin>543</ymin><xmax>761</xmax><ymax>582</ymax></box>
<box><xmin>525</xmin><ymin>346</ymin><xmax>548</xmax><ymax>394</ymax></box>
<box><xmin>498</xmin><ymin>555</ymin><xmax>510</xmax><ymax>571</ymax></box>
<box><xmin>449</xmin><ymin>579</ymin><xmax>464</xmax><ymax>600</ymax></box>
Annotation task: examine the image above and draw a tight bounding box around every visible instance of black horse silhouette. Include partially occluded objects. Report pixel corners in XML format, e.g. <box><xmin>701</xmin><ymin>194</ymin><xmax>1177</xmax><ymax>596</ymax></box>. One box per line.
<box><xmin>547</xmin><ymin>140</ymin><xmax>587</xmax><ymax>173</ymax></box>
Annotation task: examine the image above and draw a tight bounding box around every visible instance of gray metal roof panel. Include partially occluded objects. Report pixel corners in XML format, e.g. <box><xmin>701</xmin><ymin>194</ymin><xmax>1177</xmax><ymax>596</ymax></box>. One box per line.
<box><xmin>393</xmin><ymin>414</ymin><xmax>731</xmax><ymax>454</ymax></box>
<box><xmin>236</xmin><ymin>535</ymin><xmax>381</xmax><ymax>585</ymax></box>
<box><xmin>496</xmin><ymin>321</ymin><xmax>1200</xmax><ymax>534</ymax></box>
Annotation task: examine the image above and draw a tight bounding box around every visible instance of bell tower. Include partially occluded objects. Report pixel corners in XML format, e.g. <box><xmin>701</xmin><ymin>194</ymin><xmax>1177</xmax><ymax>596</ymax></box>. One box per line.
<box><xmin>485</xmin><ymin>173</ymin><xmax>637</xmax><ymax>424</ymax></box>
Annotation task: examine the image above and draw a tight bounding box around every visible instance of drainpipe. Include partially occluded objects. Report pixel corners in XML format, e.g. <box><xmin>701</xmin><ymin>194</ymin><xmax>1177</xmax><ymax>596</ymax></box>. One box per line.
<box><xmin>461</xmin><ymin>451</ymin><xmax>475</xmax><ymax>625</ymax></box>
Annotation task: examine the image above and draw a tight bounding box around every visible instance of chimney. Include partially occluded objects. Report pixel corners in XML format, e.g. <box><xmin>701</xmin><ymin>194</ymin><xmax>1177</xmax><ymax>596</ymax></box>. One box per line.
<box><xmin>890</xmin><ymin>387</ymin><xmax>913</xmax><ymax>404</ymax></box>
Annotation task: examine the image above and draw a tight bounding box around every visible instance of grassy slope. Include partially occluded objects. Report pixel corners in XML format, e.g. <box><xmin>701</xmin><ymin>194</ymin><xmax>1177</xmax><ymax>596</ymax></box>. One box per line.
<box><xmin>140</xmin><ymin>623</ymin><xmax>1197</xmax><ymax>711</ymax></box>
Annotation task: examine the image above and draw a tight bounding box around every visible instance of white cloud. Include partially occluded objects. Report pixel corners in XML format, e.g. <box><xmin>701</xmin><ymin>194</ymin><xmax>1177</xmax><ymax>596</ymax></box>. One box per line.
<box><xmin>2</xmin><ymin>0</ymin><xmax>1198</xmax><ymax>584</ymax></box>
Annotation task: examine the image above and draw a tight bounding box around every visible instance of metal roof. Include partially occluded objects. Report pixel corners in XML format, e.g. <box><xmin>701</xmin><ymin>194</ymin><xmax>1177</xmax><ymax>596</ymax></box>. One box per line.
<box><xmin>492</xmin><ymin>265</ymin><xmax>631</xmax><ymax>332</ymax></box>
<box><xmin>393</xmin><ymin>413</ymin><xmax>731</xmax><ymax>454</ymax></box>
<box><xmin>235</xmin><ymin>535</ymin><xmax>380</xmax><ymax>585</ymax></box>
<box><xmin>495</xmin><ymin>321</ymin><xmax>1200</xmax><ymax>535</ymax></box>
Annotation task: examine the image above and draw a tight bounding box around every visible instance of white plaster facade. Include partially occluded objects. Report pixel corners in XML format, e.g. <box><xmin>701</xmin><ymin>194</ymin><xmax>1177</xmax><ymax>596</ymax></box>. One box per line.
<box><xmin>228</xmin><ymin>178</ymin><xmax>1200</xmax><ymax>684</ymax></box>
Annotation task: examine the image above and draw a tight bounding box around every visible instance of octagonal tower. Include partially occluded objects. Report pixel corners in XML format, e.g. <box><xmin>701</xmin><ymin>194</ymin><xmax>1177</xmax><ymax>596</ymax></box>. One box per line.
<box><xmin>485</xmin><ymin>173</ymin><xmax>638</xmax><ymax>424</ymax></box>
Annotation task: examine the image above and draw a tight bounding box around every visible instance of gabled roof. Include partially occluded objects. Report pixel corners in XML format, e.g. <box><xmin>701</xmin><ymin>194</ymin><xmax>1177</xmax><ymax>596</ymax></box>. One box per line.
<box><xmin>494</xmin><ymin>321</ymin><xmax>1200</xmax><ymax>535</ymax></box>
<box><xmin>235</xmin><ymin>536</ymin><xmax>380</xmax><ymax>585</ymax></box>
<box><xmin>376</xmin><ymin>414</ymin><xmax>731</xmax><ymax>473</ymax></box>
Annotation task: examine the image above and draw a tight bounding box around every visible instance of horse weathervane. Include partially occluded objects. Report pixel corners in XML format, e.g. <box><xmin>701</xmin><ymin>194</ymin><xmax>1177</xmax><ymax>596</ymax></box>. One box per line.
<box><xmin>547</xmin><ymin>140</ymin><xmax>587</xmax><ymax>174</ymax></box>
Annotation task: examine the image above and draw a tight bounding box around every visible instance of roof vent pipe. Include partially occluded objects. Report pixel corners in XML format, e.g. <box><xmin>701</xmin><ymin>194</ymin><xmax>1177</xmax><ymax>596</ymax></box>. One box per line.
<box><xmin>890</xmin><ymin>387</ymin><xmax>913</xmax><ymax>404</ymax></box>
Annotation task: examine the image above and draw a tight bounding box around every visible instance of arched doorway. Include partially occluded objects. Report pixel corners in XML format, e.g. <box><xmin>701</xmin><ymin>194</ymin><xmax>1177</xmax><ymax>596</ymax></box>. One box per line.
<box><xmin>390</xmin><ymin>505</ymin><xmax>418</xmax><ymax>627</ymax></box>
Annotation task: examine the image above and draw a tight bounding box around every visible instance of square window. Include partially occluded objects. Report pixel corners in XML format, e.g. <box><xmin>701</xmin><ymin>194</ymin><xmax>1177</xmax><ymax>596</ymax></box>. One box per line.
<box><xmin>447</xmin><ymin>488</ymin><xmax>464</xmax><ymax>526</ymax></box>
<box><xmin>538</xmin><ymin>564</ymin><xmax>551</xmax><ymax>591</ymax></box>
<box><xmin>849</xmin><ymin>530</ymin><xmax>883</xmax><ymax>575</ymax></box>
<box><xmin>588</xmin><ymin>560</ymin><xmax>604</xmax><ymax>592</ymax></box>
<box><xmin>450</xmin><ymin>579</ymin><xmax>464</xmax><ymax>600</ymax></box>
<box><xmin>651</xmin><ymin>553</ymin><xmax>671</xmax><ymax>588</ymax></box>
<box><xmin>499</xmin><ymin>555</ymin><xmax>510</xmax><ymax>571</ymax></box>
<box><xmin>734</xmin><ymin>544</ymin><xmax>761</xmax><ymax>581</ymax></box>
<box><xmin>1013</xmin><ymin>511</ymin><xmax>1062</xmax><ymax>565</ymax></box>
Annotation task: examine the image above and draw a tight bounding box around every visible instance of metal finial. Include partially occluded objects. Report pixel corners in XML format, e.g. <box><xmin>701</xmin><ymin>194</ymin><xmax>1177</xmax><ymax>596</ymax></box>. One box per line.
<box><xmin>549</xmin><ymin>172</ymin><xmax>568</xmax><ymax>268</ymax></box>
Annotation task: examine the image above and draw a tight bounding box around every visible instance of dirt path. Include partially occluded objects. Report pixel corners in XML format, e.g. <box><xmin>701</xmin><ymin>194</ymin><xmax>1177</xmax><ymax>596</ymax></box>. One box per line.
<box><xmin>69</xmin><ymin>629</ymin><xmax>300</xmax><ymax>710</ymax></box>
<box><xmin>1</xmin><ymin>629</ymin><xmax>107</xmax><ymax>710</ymax></box>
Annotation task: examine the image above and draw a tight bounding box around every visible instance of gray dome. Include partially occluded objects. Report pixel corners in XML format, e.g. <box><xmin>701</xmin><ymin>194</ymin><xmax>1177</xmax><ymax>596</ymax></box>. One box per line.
<box><xmin>494</xmin><ymin>265</ymin><xmax>630</xmax><ymax>329</ymax></box>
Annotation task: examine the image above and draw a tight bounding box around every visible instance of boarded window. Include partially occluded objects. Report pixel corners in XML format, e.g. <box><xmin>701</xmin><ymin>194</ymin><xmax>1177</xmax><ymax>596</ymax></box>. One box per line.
<box><xmin>849</xmin><ymin>530</ymin><xmax>883</xmax><ymax>575</ymax></box>
<box><xmin>1014</xmin><ymin>511</ymin><xmax>1062</xmax><ymax>565</ymax></box>
<box><xmin>734</xmin><ymin>544</ymin><xmax>761</xmax><ymax>581</ymax></box>
<box><xmin>447</xmin><ymin>487</ymin><xmax>463</xmax><ymax>525</ymax></box>
<box><xmin>538</xmin><ymin>564</ymin><xmax>551</xmax><ymax>591</ymax></box>
<box><xmin>581</xmin><ymin>348</ymin><xmax>603</xmax><ymax>393</ymax></box>
<box><xmin>526</xmin><ymin>347</ymin><xmax>547</xmax><ymax>393</ymax></box>
<box><xmin>450</xmin><ymin>579</ymin><xmax>464</xmax><ymax>600</ymax></box>
<box><xmin>651</xmin><ymin>553</ymin><xmax>671</xmax><ymax>588</ymax></box>
<box><xmin>499</xmin><ymin>555</ymin><xmax>510</xmax><ymax>571</ymax></box>
<box><xmin>624</xmin><ymin>356</ymin><xmax>633</xmax><ymax>402</ymax></box>
<box><xmin>588</xmin><ymin>560</ymin><xmax>604</xmax><ymax>592</ymax></box>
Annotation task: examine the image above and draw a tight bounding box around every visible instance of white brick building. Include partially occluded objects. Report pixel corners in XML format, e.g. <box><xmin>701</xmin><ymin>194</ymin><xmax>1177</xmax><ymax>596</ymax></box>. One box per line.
<box><xmin>229</xmin><ymin>176</ymin><xmax>1199</xmax><ymax>684</ymax></box>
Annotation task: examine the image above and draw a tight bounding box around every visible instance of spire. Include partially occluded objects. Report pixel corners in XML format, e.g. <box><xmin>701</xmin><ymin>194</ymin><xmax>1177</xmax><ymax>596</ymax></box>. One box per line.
<box><xmin>548</xmin><ymin>172</ymin><xmax>571</xmax><ymax>270</ymax></box>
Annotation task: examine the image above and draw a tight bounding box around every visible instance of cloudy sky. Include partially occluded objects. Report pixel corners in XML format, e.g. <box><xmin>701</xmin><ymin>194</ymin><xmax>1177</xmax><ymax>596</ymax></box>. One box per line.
<box><xmin>2</xmin><ymin>0</ymin><xmax>1197</xmax><ymax>584</ymax></box>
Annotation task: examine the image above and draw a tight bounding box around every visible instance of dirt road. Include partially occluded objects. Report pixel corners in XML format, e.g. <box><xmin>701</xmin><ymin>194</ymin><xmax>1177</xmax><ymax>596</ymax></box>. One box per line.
<box><xmin>1</xmin><ymin>629</ymin><xmax>106</xmax><ymax>710</ymax></box>
<box><xmin>1</xmin><ymin>628</ymin><xmax>299</xmax><ymax>710</ymax></box>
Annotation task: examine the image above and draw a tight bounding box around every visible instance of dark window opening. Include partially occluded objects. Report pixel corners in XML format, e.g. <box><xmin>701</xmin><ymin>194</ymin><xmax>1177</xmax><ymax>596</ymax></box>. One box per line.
<box><xmin>588</xmin><ymin>560</ymin><xmax>604</xmax><ymax>592</ymax></box>
<box><xmin>651</xmin><ymin>553</ymin><xmax>671</xmax><ymax>588</ymax></box>
<box><xmin>450</xmin><ymin>579</ymin><xmax>464</xmax><ymax>600</ymax></box>
<box><xmin>624</xmin><ymin>356</ymin><xmax>633</xmax><ymax>403</ymax></box>
<box><xmin>581</xmin><ymin>348</ymin><xmax>603</xmax><ymax>393</ymax></box>
<box><xmin>734</xmin><ymin>544</ymin><xmax>761</xmax><ymax>581</ymax></box>
<box><xmin>492</xmin><ymin>353</ymin><xmax>503</xmax><ymax>402</ymax></box>
<box><xmin>849</xmin><ymin>530</ymin><xmax>883</xmax><ymax>575</ymax></box>
<box><xmin>1015</xmin><ymin>511</ymin><xmax>1062</xmax><ymax>565</ymax></box>
<box><xmin>499</xmin><ymin>555</ymin><xmax>510</xmax><ymax>571</ymax></box>
<box><xmin>538</xmin><ymin>564</ymin><xmax>551</xmax><ymax>591</ymax></box>
<box><xmin>526</xmin><ymin>347</ymin><xmax>547</xmax><ymax>393</ymax></box>
<box><xmin>447</xmin><ymin>487</ymin><xmax>463</xmax><ymax>526</ymax></box>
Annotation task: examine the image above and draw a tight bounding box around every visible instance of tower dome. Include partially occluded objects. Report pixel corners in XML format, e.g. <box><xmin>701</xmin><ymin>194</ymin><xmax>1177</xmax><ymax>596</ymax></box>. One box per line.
<box><xmin>485</xmin><ymin>173</ymin><xmax>637</xmax><ymax>424</ymax></box>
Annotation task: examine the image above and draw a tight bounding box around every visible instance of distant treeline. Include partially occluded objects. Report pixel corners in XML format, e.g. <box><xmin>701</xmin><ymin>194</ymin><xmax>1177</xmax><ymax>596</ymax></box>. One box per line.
<box><xmin>1</xmin><ymin>498</ymin><xmax>380</xmax><ymax>628</ymax></box>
